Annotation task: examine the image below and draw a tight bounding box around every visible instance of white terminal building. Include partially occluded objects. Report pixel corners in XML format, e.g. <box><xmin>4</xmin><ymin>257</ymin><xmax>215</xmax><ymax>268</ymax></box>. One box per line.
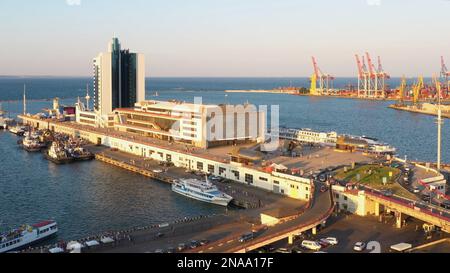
<box><xmin>114</xmin><ymin>100</ymin><xmax>266</xmax><ymax>148</ymax></box>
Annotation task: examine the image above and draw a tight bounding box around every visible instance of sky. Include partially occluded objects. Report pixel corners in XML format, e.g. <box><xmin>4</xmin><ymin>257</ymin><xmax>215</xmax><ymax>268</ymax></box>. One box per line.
<box><xmin>0</xmin><ymin>0</ymin><xmax>449</xmax><ymax>77</ymax></box>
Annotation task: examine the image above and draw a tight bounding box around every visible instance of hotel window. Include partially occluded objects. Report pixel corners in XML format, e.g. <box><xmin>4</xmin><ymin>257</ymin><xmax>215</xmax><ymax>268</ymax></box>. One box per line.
<box><xmin>259</xmin><ymin>177</ymin><xmax>268</xmax><ymax>182</ymax></box>
<box><xmin>273</xmin><ymin>181</ymin><xmax>280</xmax><ymax>185</ymax></box>
<box><xmin>208</xmin><ymin>165</ymin><xmax>215</xmax><ymax>174</ymax></box>
<box><xmin>219</xmin><ymin>167</ymin><xmax>226</xmax><ymax>175</ymax></box>
<box><xmin>245</xmin><ymin>174</ymin><xmax>253</xmax><ymax>184</ymax></box>
<box><xmin>197</xmin><ymin>162</ymin><xmax>204</xmax><ymax>171</ymax></box>
<box><xmin>232</xmin><ymin>170</ymin><xmax>240</xmax><ymax>180</ymax></box>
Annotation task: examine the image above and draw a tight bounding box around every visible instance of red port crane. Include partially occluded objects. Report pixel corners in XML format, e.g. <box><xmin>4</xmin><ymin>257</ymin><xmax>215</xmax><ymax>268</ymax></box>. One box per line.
<box><xmin>311</xmin><ymin>57</ymin><xmax>335</xmax><ymax>95</ymax></box>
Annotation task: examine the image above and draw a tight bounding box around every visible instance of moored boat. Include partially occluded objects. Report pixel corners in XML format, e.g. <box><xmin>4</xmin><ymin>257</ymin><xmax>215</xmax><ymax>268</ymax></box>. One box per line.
<box><xmin>69</xmin><ymin>147</ymin><xmax>95</xmax><ymax>161</ymax></box>
<box><xmin>21</xmin><ymin>136</ymin><xmax>47</xmax><ymax>152</ymax></box>
<box><xmin>172</xmin><ymin>177</ymin><xmax>233</xmax><ymax>207</ymax></box>
<box><xmin>9</xmin><ymin>126</ymin><xmax>26</xmax><ymax>136</ymax></box>
<box><xmin>44</xmin><ymin>142</ymin><xmax>74</xmax><ymax>164</ymax></box>
<box><xmin>0</xmin><ymin>221</ymin><xmax>58</xmax><ymax>253</ymax></box>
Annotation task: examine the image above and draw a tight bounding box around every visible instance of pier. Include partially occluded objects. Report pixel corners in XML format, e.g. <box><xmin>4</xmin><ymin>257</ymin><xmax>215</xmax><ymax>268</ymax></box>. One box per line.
<box><xmin>389</xmin><ymin>104</ymin><xmax>450</xmax><ymax>119</ymax></box>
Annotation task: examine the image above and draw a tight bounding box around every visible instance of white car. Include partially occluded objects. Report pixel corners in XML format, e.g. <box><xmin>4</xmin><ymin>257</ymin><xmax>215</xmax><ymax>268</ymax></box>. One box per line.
<box><xmin>153</xmin><ymin>169</ymin><xmax>164</xmax><ymax>174</ymax></box>
<box><xmin>322</xmin><ymin>237</ymin><xmax>339</xmax><ymax>246</ymax></box>
<box><xmin>354</xmin><ymin>242</ymin><xmax>366</xmax><ymax>252</ymax></box>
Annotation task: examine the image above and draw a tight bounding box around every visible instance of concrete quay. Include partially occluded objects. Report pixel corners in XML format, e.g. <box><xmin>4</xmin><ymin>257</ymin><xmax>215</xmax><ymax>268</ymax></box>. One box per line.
<box><xmin>88</xmin><ymin>146</ymin><xmax>300</xmax><ymax>210</ymax></box>
<box><xmin>389</xmin><ymin>104</ymin><xmax>450</xmax><ymax>119</ymax></box>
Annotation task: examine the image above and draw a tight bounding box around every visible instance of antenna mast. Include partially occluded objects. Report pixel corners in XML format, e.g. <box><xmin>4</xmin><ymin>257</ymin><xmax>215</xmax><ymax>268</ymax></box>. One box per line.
<box><xmin>23</xmin><ymin>84</ymin><xmax>27</xmax><ymax>115</ymax></box>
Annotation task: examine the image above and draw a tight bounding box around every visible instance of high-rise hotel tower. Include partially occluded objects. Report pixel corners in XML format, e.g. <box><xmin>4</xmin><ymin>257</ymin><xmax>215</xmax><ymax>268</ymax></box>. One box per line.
<box><xmin>93</xmin><ymin>37</ymin><xmax>145</xmax><ymax>123</ymax></box>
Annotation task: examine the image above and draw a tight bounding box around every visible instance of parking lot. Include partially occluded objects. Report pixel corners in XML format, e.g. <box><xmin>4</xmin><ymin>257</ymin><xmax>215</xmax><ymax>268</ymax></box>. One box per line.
<box><xmin>255</xmin><ymin>213</ymin><xmax>449</xmax><ymax>253</ymax></box>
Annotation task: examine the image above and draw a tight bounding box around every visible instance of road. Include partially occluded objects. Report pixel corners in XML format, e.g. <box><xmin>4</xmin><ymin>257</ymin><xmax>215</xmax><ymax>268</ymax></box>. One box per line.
<box><xmin>196</xmin><ymin>180</ymin><xmax>334</xmax><ymax>253</ymax></box>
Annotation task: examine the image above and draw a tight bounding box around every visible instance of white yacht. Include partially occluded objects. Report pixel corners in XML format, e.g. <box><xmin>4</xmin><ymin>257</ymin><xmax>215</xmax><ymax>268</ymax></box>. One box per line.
<box><xmin>0</xmin><ymin>221</ymin><xmax>58</xmax><ymax>253</ymax></box>
<box><xmin>172</xmin><ymin>178</ymin><xmax>233</xmax><ymax>207</ymax></box>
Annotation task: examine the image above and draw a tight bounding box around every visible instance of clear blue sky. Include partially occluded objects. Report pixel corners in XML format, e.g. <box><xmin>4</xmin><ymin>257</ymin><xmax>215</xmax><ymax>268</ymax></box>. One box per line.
<box><xmin>0</xmin><ymin>0</ymin><xmax>449</xmax><ymax>77</ymax></box>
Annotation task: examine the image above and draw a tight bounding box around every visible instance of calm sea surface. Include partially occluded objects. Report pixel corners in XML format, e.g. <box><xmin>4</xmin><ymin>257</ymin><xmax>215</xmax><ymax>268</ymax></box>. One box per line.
<box><xmin>0</xmin><ymin>77</ymin><xmax>448</xmax><ymax>241</ymax></box>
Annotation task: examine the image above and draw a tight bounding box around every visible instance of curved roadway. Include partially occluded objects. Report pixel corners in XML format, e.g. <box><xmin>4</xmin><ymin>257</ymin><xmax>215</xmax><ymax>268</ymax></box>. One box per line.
<box><xmin>198</xmin><ymin>181</ymin><xmax>334</xmax><ymax>253</ymax></box>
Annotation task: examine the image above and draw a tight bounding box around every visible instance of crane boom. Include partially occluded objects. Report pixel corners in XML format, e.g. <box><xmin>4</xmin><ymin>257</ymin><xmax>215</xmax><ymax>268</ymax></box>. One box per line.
<box><xmin>365</xmin><ymin>52</ymin><xmax>376</xmax><ymax>78</ymax></box>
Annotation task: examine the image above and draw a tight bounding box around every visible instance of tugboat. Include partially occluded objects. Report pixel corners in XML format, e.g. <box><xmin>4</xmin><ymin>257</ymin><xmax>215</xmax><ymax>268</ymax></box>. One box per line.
<box><xmin>69</xmin><ymin>147</ymin><xmax>95</xmax><ymax>161</ymax></box>
<box><xmin>0</xmin><ymin>221</ymin><xmax>58</xmax><ymax>253</ymax></box>
<box><xmin>20</xmin><ymin>136</ymin><xmax>46</xmax><ymax>152</ymax></box>
<box><xmin>44</xmin><ymin>142</ymin><xmax>74</xmax><ymax>164</ymax></box>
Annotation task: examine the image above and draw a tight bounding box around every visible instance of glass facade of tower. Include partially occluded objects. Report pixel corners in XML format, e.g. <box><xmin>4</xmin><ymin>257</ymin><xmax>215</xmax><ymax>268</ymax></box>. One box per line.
<box><xmin>120</xmin><ymin>50</ymin><xmax>138</xmax><ymax>108</ymax></box>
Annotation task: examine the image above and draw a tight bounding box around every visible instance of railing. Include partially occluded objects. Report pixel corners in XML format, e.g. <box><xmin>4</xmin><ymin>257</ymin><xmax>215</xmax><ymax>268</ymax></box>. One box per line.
<box><xmin>364</xmin><ymin>187</ymin><xmax>450</xmax><ymax>223</ymax></box>
<box><xmin>229</xmin><ymin>204</ymin><xmax>336</xmax><ymax>253</ymax></box>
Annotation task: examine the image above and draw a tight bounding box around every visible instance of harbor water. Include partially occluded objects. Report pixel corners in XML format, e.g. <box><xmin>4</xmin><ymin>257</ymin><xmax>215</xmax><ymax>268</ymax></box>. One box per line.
<box><xmin>0</xmin><ymin>77</ymin><xmax>448</xmax><ymax>241</ymax></box>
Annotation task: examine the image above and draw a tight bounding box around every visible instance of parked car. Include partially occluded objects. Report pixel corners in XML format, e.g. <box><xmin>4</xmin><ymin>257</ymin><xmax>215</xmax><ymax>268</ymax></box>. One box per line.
<box><xmin>177</xmin><ymin>243</ymin><xmax>187</xmax><ymax>251</ymax></box>
<box><xmin>322</xmin><ymin>237</ymin><xmax>339</xmax><ymax>246</ymax></box>
<box><xmin>199</xmin><ymin>239</ymin><xmax>210</xmax><ymax>246</ymax></box>
<box><xmin>382</xmin><ymin>190</ymin><xmax>394</xmax><ymax>197</ymax></box>
<box><xmin>153</xmin><ymin>169</ymin><xmax>164</xmax><ymax>174</ymax></box>
<box><xmin>421</xmin><ymin>193</ymin><xmax>431</xmax><ymax>202</ymax></box>
<box><xmin>301</xmin><ymin>240</ymin><xmax>322</xmax><ymax>251</ymax></box>
<box><xmin>413</xmin><ymin>187</ymin><xmax>421</xmax><ymax>194</ymax></box>
<box><xmin>209</xmin><ymin>175</ymin><xmax>223</xmax><ymax>182</ymax></box>
<box><xmin>166</xmin><ymin>247</ymin><xmax>176</xmax><ymax>253</ymax></box>
<box><xmin>353</xmin><ymin>242</ymin><xmax>366</xmax><ymax>252</ymax></box>
<box><xmin>238</xmin><ymin>232</ymin><xmax>254</xmax><ymax>243</ymax></box>
<box><xmin>318</xmin><ymin>239</ymin><xmax>330</xmax><ymax>248</ymax></box>
<box><xmin>156</xmin><ymin>232</ymin><xmax>165</xmax><ymax>238</ymax></box>
<box><xmin>274</xmin><ymin>248</ymin><xmax>290</xmax><ymax>253</ymax></box>
<box><xmin>439</xmin><ymin>201</ymin><xmax>450</xmax><ymax>210</ymax></box>
<box><xmin>319</xmin><ymin>175</ymin><xmax>327</xmax><ymax>183</ymax></box>
<box><xmin>154</xmin><ymin>249</ymin><xmax>164</xmax><ymax>253</ymax></box>
<box><xmin>258</xmin><ymin>245</ymin><xmax>275</xmax><ymax>253</ymax></box>
<box><xmin>190</xmin><ymin>240</ymin><xmax>200</xmax><ymax>249</ymax></box>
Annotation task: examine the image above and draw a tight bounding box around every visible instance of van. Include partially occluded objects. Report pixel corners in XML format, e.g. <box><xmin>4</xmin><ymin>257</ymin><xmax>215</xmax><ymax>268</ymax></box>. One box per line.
<box><xmin>301</xmin><ymin>240</ymin><xmax>322</xmax><ymax>251</ymax></box>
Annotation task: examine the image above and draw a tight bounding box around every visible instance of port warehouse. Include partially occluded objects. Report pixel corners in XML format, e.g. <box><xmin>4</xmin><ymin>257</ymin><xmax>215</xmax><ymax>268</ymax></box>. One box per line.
<box><xmin>19</xmin><ymin>115</ymin><xmax>313</xmax><ymax>202</ymax></box>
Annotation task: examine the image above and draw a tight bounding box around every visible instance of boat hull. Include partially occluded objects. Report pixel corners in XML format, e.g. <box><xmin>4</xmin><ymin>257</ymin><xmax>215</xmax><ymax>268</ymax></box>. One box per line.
<box><xmin>72</xmin><ymin>154</ymin><xmax>95</xmax><ymax>162</ymax></box>
<box><xmin>172</xmin><ymin>185</ymin><xmax>232</xmax><ymax>207</ymax></box>
<box><xmin>44</xmin><ymin>152</ymin><xmax>74</xmax><ymax>165</ymax></box>
<box><xmin>23</xmin><ymin>146</ymin><xmax>43</xmax><ymax>152</ymax></box>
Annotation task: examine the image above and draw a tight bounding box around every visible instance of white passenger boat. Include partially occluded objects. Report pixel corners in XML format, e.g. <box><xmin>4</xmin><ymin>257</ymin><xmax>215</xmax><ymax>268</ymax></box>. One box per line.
<box><xmin>172</xmin><ymin>177</ymin><xmax>233</xmax><ymax>207</ymax></box>
<box><xmin>0</xmin><ymin>221</ymin><xmax>58</xmax><ymax>253</ymax></box>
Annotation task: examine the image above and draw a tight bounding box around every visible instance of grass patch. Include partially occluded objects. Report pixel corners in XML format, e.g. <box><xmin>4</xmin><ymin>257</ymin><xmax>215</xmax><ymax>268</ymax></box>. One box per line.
<box><xmin>335</xmin><ymin>164</ymin><xmax>418</xmax><ymax>200</ymax></box>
